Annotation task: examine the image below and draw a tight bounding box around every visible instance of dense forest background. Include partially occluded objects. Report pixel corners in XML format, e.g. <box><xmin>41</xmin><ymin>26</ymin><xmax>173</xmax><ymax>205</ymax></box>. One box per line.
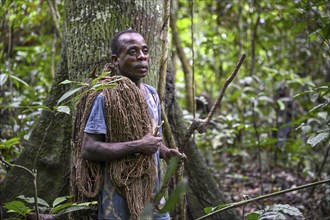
<box><xmin>0</xmin><ymin>0</ymin><xmax>329</xmax><ymax>219</ymax></box>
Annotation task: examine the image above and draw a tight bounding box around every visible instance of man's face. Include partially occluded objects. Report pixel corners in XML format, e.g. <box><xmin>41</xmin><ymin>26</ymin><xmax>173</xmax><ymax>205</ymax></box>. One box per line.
<box><xmin>115</xmin><ymin>33</ymin><xmax>149</xmax><ymax>81</ymax></box>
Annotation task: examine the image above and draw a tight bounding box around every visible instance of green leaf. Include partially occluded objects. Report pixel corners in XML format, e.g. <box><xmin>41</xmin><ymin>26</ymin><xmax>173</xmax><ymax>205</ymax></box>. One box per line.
<box><xmin>59</xmin><ymin>79</ymin><xmax>74</xmax><ymax>85</ymax></box>
<box><xmin>59</xmin><ymin>79</ymin><xmax>88</xmax><ymax>86</ymax></box>
<box><xmin>17</xmin><ymin>195</ymin><xmax>49</xmax><ymax>207</ymax></box>
<box><xmin>0</xmin><ymin>138</ymin><xmax>20</xmax><ymax>149</ymax></box>
<box><xmin>17</xmin><ymin>195</ymin><xmax>35</xmax><ymax>204</ymax></box>
<box><xmin>52</xmin><ymin>201</ymin><xmax>97</xmax><ymax>215</ymax></box>
<box><xmin>50</xmin><ymin>202</ymin><xmax>73</xmax><ymax>214</ymax></box>
<box><xmin>203</xmin><ymin>203</ymin><xmax>229</xmax><ymax>215</ymax></box>
<box><xmin>36</xmin><ymin>198</ymin><xmax>49</xmax><ymax>207</ymax></box>
<box><xmin>92</xmin><ymin>75</ymin><xmax>123</xmax><ymax>87</ymax></box>
<box><xmin>0</xmin><ymin>73</ymin><xmax>8</xmax><ymax>86</ymax></box>
<box><xmin>311</xmin><ymin>93</ymin><xmax>319</xmax><ymax>102</ymax></box>
<box><xmin>216</xmin><ymin>203</ymin><xmax>230</xmax><ymax>210</ymax></box>
<box><xmin>309</xmin><ymin>103</ymin><xmax>326</xmax><ymax>113</ymax></box>
<box><xmin>308</xmin><ymin>28</ymin><xmax>321</xmax><ymax>41</ymax></box>
<box><xmin>22</xmin><ymin>105</ymin><xmax>52</xmax><ymax>113</ymax></box>
<box><xmin>72</xmin><ymin>201</ymin><xmax>97</xmax><ymax>207</ymax></box>
<box><xmin>293</xmin><ymin>90</ymin><xmax>314</xmax><ymax>99</ymax></box>
<box><xmin>153</xmin><ymin>157</ymin><xmax>180</xmax><ymax>203</ymax></box>
<box><xmin>55</xmin><ymin>204</ymin><xmax>95</xmax><ymax>215</ymax></box>
<box><xmin>277</xmin><ymin>100</ymin><xmax>285</xmax><ymax>111</ymax></box>
<box><xmin>159</xmin><ymin>178</ymin><xmax>188</xmax><ymax>213</ymax></box>
<box><xmin>8</xmin><ymin>74</ymin><xmax>29</xmax><ymax>87</ymax></box>
<box><xmin>162</xmin><ymin>157</ymin><xmax>180</xmax><ymax>186</ymax></box>
<box><xmin>258</xmin><ymin>96</ymin><xmax>274</xmax><ymax>104</ymax></box>
<box><xmin>52</xmin><ymin>196</ymin><xmax>70</xmax><ymax>208</ymax></box>
<box><xmin>91</xmin><ymin>81</ymin><xmax>117</xmax><ymax>91</ymax></box>
<box><xmin>246</xmin><ymin>212</ymin><xmax>261</xmax><ymax>220</ymax></box>
<box><xmin>307</xmin><ymin>132</ymin><xmax>329</xmax><ymax>147</ymax></box>
<box><xmin>55</xmin><ymin>106</ymin><xmax>71</xmax><ymax>115</ymax></box>
<box><xmin>203</xmin><ymin>207</ymin><xmax>213</xmax><ymax>214</ymax></box>
<box><xmin>3</xmin><ymin>200</ymin><xmax>32</xmax><ymax>217</ymax></box>
<box><xmin>57</xmin><ymin>86</ymin><xmax>83</xmax><ymax>104</ymax></box>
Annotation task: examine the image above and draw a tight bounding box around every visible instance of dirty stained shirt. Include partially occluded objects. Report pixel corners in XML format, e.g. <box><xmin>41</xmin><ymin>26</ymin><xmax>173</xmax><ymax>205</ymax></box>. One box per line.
<box><xmin>84</xmin><ymin>84</ymin><xmax>170</xmax><ymax>220</ymax></box>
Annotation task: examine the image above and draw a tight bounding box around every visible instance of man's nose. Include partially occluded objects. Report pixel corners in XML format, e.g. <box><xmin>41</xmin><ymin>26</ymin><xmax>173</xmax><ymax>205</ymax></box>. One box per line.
<box><xmin>137</xmin><ymin>50</ymin><xmax>147</xmax><ymax>60</ymax></box>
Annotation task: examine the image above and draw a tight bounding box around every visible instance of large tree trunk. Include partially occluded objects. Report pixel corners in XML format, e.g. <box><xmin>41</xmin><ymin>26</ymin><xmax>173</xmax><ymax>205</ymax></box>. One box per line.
<box><xmin>1</xmin><ymin>1</ymin><xmax>239</xmax><ymax>219</ymax></box>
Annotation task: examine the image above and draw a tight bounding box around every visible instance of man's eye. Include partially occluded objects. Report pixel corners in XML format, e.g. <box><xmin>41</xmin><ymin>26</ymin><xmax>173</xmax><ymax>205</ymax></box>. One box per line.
<box><xmin>143</xmin><ymin>48</ymin><xmax>148</xmax><ymax>54</ymax></box>
<box><xmin>129</xmin><ymin>49</ymin><xmax>137</xmax><ymax>55</ymax></box>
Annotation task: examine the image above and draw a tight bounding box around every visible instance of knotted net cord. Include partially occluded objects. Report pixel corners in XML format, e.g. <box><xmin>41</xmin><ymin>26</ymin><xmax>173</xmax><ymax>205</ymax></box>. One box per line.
<box><xmin>71</xmin><ymin>76</ymin><xmax>156</xmax><ymax>220</ymax></box>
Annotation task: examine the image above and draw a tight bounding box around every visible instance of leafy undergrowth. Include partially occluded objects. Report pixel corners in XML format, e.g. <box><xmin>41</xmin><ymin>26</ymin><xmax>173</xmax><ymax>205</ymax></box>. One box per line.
<box><xmin>213</xmin><ymin>154</ymin><xmax>330</xmax><ymax>220</ymax></box>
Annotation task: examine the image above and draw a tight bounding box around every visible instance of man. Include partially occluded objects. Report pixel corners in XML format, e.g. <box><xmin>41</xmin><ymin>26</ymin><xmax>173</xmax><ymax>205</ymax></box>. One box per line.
<box><xmin>80</xmin><ymin>29</ymin><xmax>184</xmax><ymax>220</ymax></box>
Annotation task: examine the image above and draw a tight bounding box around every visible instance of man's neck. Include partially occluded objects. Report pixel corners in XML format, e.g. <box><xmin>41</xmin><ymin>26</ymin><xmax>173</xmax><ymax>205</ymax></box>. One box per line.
<box><xmin>130</xmin><ymin>78</ymin><xmax>142</xmax><ymax>88</ymax></box>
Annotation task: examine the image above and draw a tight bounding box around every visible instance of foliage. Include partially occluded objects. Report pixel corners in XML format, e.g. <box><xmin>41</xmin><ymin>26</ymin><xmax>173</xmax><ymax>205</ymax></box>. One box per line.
<box><xmin>3</xmin><ymin>195</ymin><xmax>97</xmax><ymax>218</ymax></box>
<box><xmin>175</xmin><ymin>0</ymin><xmax>330</xmax><ymax>177</ymax></box>
<box><xmin>295</xmin><ymin>83</ymin><xmax>330</xmax><ymax>148</ymax></box>
<box><xmin>0</xmin><ymin>0</ymin><xmax>63</xmax><ymax>162</ymax></box>
<box><xmin>173</xmin><ymin>0</ymin><xmax>329</xmax><ymax>217</ymax></box>
<box><xmin>57</xmin><ymin>72</ymin><xmax>121</xmax><ymax>106</ymax></box>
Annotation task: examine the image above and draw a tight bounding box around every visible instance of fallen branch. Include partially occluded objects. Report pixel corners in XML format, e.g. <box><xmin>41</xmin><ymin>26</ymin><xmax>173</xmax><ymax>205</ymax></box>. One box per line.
<box><xmin>196</xmin><ymin>178</ymin><xmax>330</xmax><ymax>220</ymax></box>
<box><xmin>179</xmin><ymin>54</ymin><xmax>246</xmax><ymax>152</ymax></box>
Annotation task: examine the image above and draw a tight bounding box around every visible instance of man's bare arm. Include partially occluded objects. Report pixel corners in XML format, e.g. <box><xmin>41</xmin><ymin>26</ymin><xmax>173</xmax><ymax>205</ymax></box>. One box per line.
<box><xmin>82</xmin><ymin>133</ymin><xmax>163</xmax><ymax>161</ymax></box>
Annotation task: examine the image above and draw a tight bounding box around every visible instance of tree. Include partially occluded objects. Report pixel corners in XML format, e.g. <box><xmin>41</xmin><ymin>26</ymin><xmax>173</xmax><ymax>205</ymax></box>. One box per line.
<box><xmin>1</xmin><ymin>0</ymin><xmax>239</xmax><ymax>219</ymax></box>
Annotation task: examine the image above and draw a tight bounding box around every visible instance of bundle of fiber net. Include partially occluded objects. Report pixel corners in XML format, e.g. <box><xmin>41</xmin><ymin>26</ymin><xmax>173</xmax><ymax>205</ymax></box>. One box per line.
<box><xmin>103</xmin><ymin>76</ymin><xmax>156</xmax><ymax>220</ymax></box>
<box><xmin>71</xmin><ymin>75</ymin><xmax>156</xmax><ymax>219</ymax></box>
<box><xmin>71</xmin><ymin>81</ymin><xmax>104</xmax><ymax>199</ymax></box>
<box><xmin>70</xmin><ymin>81</ymin><xmax>104</xmax><ymax>220</ymax></box>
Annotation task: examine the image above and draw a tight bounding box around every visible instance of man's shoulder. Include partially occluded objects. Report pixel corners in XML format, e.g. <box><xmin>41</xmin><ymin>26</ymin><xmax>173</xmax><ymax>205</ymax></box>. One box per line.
<box><xmin>144</xmin><ymin>84</ymin><xmax>157</xmax><ymax>94</ymax></box>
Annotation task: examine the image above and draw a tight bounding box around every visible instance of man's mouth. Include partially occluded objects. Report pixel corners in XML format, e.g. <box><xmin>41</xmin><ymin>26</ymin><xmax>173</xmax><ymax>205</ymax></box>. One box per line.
<box><xmin>136</xmin><ymin>65</ymin><xmax>148</xmax><ymax>72</ymax></box>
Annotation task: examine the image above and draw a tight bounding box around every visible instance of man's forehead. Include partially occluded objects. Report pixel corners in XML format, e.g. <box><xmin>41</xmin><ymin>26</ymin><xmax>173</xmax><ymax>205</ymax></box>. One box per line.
<box><xmin>118</xmin><ymin>33</ymin><xmax>146</xmax><ymax>44</ymax></box>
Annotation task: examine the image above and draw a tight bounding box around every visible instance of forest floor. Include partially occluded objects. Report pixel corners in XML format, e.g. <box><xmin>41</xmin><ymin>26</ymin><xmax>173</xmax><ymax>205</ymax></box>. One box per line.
<box><xmin>213</xmin><ymin>153</ymin><xmax>330</xmax><ymax>220</ymax></box>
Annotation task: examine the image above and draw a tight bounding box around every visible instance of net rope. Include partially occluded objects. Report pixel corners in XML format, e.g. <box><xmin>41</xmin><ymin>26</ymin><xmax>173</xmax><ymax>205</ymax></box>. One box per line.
<box><xmin>71</xmin><ymin>76</ymin><xmax>156</xmax><ymax>220</ymax></box>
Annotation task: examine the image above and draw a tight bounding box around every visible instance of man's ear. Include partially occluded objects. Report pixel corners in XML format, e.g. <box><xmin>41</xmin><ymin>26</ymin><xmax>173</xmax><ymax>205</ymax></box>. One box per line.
<box><xmin>111</xmin><ymin>55</ymin><xmax>118</xmax><ymax>66</ymax></box>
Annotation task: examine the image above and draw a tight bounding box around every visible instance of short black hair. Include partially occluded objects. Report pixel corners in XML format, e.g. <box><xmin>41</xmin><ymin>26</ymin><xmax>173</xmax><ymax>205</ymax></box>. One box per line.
<box><xmin>111</xmin><ymin>29</ymin><xmax>140</xmax><ymax>55</ymax></box>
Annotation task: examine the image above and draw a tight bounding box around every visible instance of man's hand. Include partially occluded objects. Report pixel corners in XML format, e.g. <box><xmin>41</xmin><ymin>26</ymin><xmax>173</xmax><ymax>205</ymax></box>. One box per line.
<box><xmin>160</xmin><ymin>143</ymin><xmax>186</xmax><ymax>162</ymax></box>
<box><xmin>138</xmin><ymin>134</ymin><xmax>163</xmax><ymax>155</ymax></box>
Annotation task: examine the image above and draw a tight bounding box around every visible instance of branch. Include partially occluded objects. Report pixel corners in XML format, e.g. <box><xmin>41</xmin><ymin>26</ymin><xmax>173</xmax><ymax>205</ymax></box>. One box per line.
<box><xmin>170</xmin><ymin>8</ymin><xmax>194</xmax><ymax>112</ymax></box>
<box><xmin>47</xmin><ymin>0</ymin><xmax>62</xmax><ymax>38</ymax></box>
<box><xmin>0</xmin><ymin>157</ymin><xmax>34</xmax><ymax>177</ymax></box>
<box><xmin>157</xmin><ymin>0</ymin><xmax>170</xmax><ymax>102</ymax></box>
<box><xmin>179</xmin><ymin>54</ymin><xmax>246</xmax><ymax>152</ymax></box>
<box><xmin>196</xmin><ymin>178</ymin><xmax>330</xmax><ymax>220</ymax></box>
